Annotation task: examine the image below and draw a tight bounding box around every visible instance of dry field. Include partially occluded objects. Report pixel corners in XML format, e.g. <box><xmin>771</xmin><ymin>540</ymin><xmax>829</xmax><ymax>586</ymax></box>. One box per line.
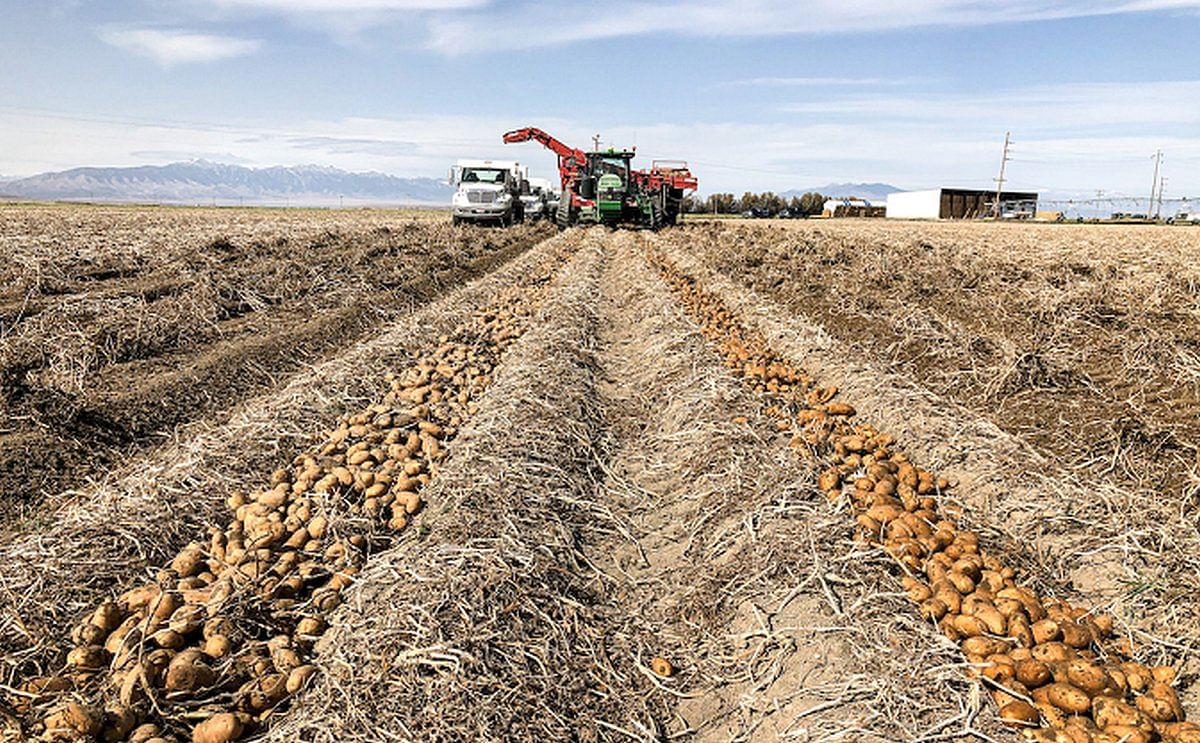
<box><xmin>0</xmin><ymin>204</ymin><xmax>549</xmax><ymax>522</ymax></box>
<box><xmin>1</xmin><ymin>209</ymin><xmax>1197</xmax><ymax>743</ymax></box>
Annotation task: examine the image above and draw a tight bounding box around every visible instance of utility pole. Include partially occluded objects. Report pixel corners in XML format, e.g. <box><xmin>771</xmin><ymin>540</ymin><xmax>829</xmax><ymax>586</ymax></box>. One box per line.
<box><xmin>992</xmin><ymin>131</ymin><xmax>1012</xmax><ymax>219</ymax></box>
<box><xmin>1149</xmin><ymin>150</ymin><xmax>1162</xmax><ymax>217</ymax></box>
<box><xmin>592</xmin><ymin>134</ymin><xmax>601</xmax><ymax>152</ymax></box>
<box><xmin>1157</xmin><ymin>176</ymin><xmax>1168</xmax><ymax>220</ymax></box>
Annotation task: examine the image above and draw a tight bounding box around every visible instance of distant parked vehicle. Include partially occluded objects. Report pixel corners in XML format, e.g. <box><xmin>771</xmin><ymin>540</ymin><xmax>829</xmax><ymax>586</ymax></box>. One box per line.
<box><xmin>741</xmin><ymin>207</ymin><xmax>774</xmax><ymax>219</ymax></box>
<box><xmin>520</xmin><ymin>177</ymin><xmax>555</xmax><ymax>221</ymax></box>
<box><xmin>1168</xmin><ymin>212</ymin><xmax>1200</xmax><ymax>224</ymax></box>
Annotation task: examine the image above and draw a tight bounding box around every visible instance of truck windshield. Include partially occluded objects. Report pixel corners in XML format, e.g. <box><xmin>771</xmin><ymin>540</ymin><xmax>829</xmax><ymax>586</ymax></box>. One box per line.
<box><xmin>461</xmin><ymin>168</ymin><xmax>507</xmax><ymax>184</ymax></box>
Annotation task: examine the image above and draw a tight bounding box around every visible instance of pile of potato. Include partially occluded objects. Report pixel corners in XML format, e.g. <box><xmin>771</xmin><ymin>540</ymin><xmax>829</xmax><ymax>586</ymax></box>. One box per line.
<box><xmin>646</xmin><ymin>248</ymin><xmax>1199</xmax><ymax>743</ymax></box>
<box><xmin>8</xmin><ymin>250</ymin><xmax>571</xmax><ymax>743</ymax></box>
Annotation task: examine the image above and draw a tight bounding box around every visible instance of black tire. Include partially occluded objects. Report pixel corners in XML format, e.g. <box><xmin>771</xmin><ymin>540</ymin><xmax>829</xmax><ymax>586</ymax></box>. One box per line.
<box><xmin>649</xmin><ymin>196</ymin><xmax>666</xmax><ymax>231</ymax></box>
<box><xmin>452</xmin><ymin>215</ymin><xmax>461</xmax><ymax>227</ymax></box>
<box><xmin>556</xmin><ymin>194</ymin><xmax>573</xmax><ymax>230</ymax></box>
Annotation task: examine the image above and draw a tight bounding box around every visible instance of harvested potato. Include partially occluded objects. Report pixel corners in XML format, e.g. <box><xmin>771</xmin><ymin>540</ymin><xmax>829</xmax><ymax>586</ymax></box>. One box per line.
<box><xmin>998</xmin><ymin>700</ymin><xmax>1040</xmax><ymax>727</ymax></box>
<box><xmin>192</xmin><ymin>712</ymin><xmax>243</xmax><ymax>743</ymax></box>
<box><xmin>1045</xmin><ymin>682</ymin><xmax>1090</xmax><ymax>714</ymax></box>
<box><xmin>650</xmin><ymin>656</ymin><xmax>675</xmax><ymax>678</ymax></box>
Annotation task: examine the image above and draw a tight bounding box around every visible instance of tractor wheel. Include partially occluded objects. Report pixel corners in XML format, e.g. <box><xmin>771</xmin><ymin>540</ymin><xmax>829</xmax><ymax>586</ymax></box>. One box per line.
<box><xmin>650</xmin><ymin>197</ymin><xmax>667</xmax><ymax>231</ymax></box>
<box><xmin>556</xmin><ymin>195</ymin><xmax>573</xmax><ymax>230</ymax></box>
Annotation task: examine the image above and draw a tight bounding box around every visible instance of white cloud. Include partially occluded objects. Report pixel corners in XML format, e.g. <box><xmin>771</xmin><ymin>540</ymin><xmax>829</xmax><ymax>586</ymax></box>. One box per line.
<box><xmin>423</xmin><ymin>0</ymin><xmax>1200</xmax><ymax>54</ymax></box>
<box><xmin>99</xmin><ymin>28</ymin><xmax>262</xmax><ymax>67</ymax></box>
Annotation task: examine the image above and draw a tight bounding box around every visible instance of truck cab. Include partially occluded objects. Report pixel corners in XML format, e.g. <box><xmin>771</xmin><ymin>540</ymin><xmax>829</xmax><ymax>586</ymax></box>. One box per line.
<box><xmin>449</xmin><ymin>159</ymin><xmax>528</xmax><ymax>226</ymax></box>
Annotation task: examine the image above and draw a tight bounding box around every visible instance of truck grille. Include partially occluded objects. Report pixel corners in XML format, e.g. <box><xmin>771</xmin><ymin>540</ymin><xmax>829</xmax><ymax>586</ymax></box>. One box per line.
<box><xmin>466</xmin><ymin>191</ymin><xmax>497</xmax><ymax>204</ymax></box>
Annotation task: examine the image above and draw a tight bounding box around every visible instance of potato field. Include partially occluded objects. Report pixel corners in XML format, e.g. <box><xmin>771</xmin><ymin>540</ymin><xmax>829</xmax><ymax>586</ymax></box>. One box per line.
<box><xmin>2</xmin><ymin>206</ymin><xmax>1198</xmax><ymax>743</ymax></box>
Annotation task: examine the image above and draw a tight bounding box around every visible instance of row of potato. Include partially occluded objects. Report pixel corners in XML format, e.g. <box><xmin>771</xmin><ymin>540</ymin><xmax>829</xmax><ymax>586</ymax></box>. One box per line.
<box><xmin>6</xmin><ymin>245</ymin><xmax>574</xmax><ymax>743</ymax></box>
<box><xmin>644</xmin><ymin>248</ymin><xmax>1199</xmax><ymax>743</ymax></box>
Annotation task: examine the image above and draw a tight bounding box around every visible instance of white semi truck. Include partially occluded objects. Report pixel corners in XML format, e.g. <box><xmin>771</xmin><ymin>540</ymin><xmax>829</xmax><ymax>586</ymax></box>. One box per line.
<box><xmin>449</xmin><ymin>159</ymin><xmax>528</xmax><ymax>226</ymax></box>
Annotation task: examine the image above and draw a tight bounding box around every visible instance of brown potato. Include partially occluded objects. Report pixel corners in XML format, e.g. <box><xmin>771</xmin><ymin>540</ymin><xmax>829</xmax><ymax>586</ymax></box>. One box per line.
<box><xmin>1031</xmin><ymin>618</ymin><xmax>1062</xmax><ymax>645</ymax></box>
<box><xmin>1157</xmin><ymin>723</ymin><xmax>1200</xmax><ymax>743</ymax></box>
<box><xmin>1045</xmin><ymin>682</ymin><xmax>1091</xmax><ymax>713</ymax></box>
<box><xmin>973</xmin><ymin>606</ymin><xmax>1007</xmax><ymax>635</ymax></box>
<box><xmin>919</xmin><ymin>598</ymin><xmax>948</xmax><ymax>621</ymax></box>
<box><xmin>1058</xmin><ymin>620</ymin><xmax>1091</xmax><ymax>649</ymax></box>
<box><xmin>1091</xmin><ymin>695</ymin><xmax>1151</xmax><ymax>731</ymax></box>
<box><xmin>1014</xmin><ymin>658</ymin><xmax>1052</xmax><ymax>688</ymax></box>
<box><xmin>651</xmin><ymin>656</ymin><xmax>675</xmax><ymax>678</ymax></box>
<box><xmin>67</xmin><ymin>645</ymin><xmax>108</xmax><ymax>671</ymax></box>
<box><xmin>934</xmin><ymin>587</ymin><xmax>962</xmax><ymax>615</ymax></box>
<box><xmin>953</xmin><ymin>614</ymin><xmax>987</xmax><ymax>638</ymax></box>
<box><xmin>165</xmin><ymin>650</ymin><xmax>215</xmax><ymax>692</ymax></box>
<box><xmin>1008</xmin><ymin>613</ymin><xmax>1035</xmax><ymax>648</ymax></box>
<box><xmin>1098</xmin><ymin>726</ymin><xmax>1153</xmax><ymax>743</ymax></box>
<box><xmin>128</xmin><ymin>723</ymin><xmax>161</xmax><ymax>743</ymax></box>
<box><xmin>91</xmin><ymin>601</ymin><xmax>123</xmax><ymax>632</ymax></box>
<box><xmin>1031</xmin><ymin>642</ymin><xmax>1075</xmax><ymax>664</ymax></box>
<box><xmin>1033</xmin><ymin>699</ymin><xmax>1067</xmax><ymax>729</ymax></box>
<box><xmin>946</xmin><ymin>571</ymin><xmax>975</xmax><ymax>595</ymax></box>
<box><xmin>1122</xmin><ymin>662</ymin><xmax>1153</xmax><ymax>693</ymax></box>
<box><xmin>998</xmin><ymin>700</ymin><xmax>1040</xmax><ymax>727</ymax></box>
<box><xmin>191</xmin><ymin>712</ymin><xmax>243</xmax><ymax>743</ymax></box>
<box><xmin>1136</xmin><ymin>681</ymin><xmax>1182</xmax><ymax>722</ymax></box>
<box><xmin>286</xmin><ymin>664</ymin><xmax>317</xmax><ymax>694</ymax></box>
<box><xmin>1065</xmin><ymin>659</ymin><xmax>1109</xmax><ymax>695</ymax></box>
<box><xmin>962</xmin><ymin>636</ymin><xmax>1009</xmax><ymax>658</ymax></box>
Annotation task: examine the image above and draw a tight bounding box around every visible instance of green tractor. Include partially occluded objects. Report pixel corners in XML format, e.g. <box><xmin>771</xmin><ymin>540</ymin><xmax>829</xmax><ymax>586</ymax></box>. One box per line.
<box><xmin>503</xmin><ymin>127</ymin><xmax>698</xmax><ymax>230</ymax></box>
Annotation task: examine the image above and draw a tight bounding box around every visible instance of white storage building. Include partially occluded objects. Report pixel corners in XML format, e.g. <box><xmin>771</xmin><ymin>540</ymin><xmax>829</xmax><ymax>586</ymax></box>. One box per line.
<box><xmin>886</xmin><ymin>188</ymin><xmax>1039</xmax><ymax>219</ymax></box>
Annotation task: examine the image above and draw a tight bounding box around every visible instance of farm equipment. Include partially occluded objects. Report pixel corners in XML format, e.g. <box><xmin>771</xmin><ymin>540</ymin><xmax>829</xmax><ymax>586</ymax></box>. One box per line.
<box><xmin>449</xmin><ymin>159</ymin><xmax>528</xmax><ymax>226</ymax></box>
<box><xmin>502</xmin><ymin>127</ymin><xmax>697</xmax><ymax>230</ymax></box>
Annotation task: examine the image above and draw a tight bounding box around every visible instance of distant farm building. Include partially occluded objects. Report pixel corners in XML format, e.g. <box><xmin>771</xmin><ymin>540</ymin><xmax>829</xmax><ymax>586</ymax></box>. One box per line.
<box><xmin>885</xmin><ymin>188</ymin><xmax>1038</xmax><ymax>220</ymax></box>
<box><xmin>822</xmin><ymin>198</ymin><xmax>887</xmax><ymax>218</ymax></box>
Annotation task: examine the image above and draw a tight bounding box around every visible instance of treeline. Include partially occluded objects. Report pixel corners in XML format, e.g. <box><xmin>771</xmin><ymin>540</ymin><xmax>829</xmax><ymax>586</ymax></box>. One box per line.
<box><xmin>681</xmin><ymin>191</ymin><xmax>827</xmax><ymax>215</ymax></box>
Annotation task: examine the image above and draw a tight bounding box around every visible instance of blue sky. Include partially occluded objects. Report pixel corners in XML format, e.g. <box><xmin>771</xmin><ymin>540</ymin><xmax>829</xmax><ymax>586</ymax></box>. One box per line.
<box><xmin>2</xmin><ymin>1</ymin><xmax>1199</xmax><ymax>197</ymax></box>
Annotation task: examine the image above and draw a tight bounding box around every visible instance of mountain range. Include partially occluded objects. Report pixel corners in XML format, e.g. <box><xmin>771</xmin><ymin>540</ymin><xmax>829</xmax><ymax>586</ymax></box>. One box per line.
<box><xmin>781</xmin><ymin>182</ymin><xmax>901</xmax><ymax>201</ymax></box>
<box><xmin>0</xmin><ymin>160</ymin><xmax>453</xmax><ymax>206</ymax></box>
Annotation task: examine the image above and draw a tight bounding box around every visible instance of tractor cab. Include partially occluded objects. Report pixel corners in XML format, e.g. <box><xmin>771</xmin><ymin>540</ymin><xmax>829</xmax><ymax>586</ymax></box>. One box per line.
<box><xmin>579</xmin><ymin>149</ymin><xmax>637</xmax><ymax>224</ymax></box>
